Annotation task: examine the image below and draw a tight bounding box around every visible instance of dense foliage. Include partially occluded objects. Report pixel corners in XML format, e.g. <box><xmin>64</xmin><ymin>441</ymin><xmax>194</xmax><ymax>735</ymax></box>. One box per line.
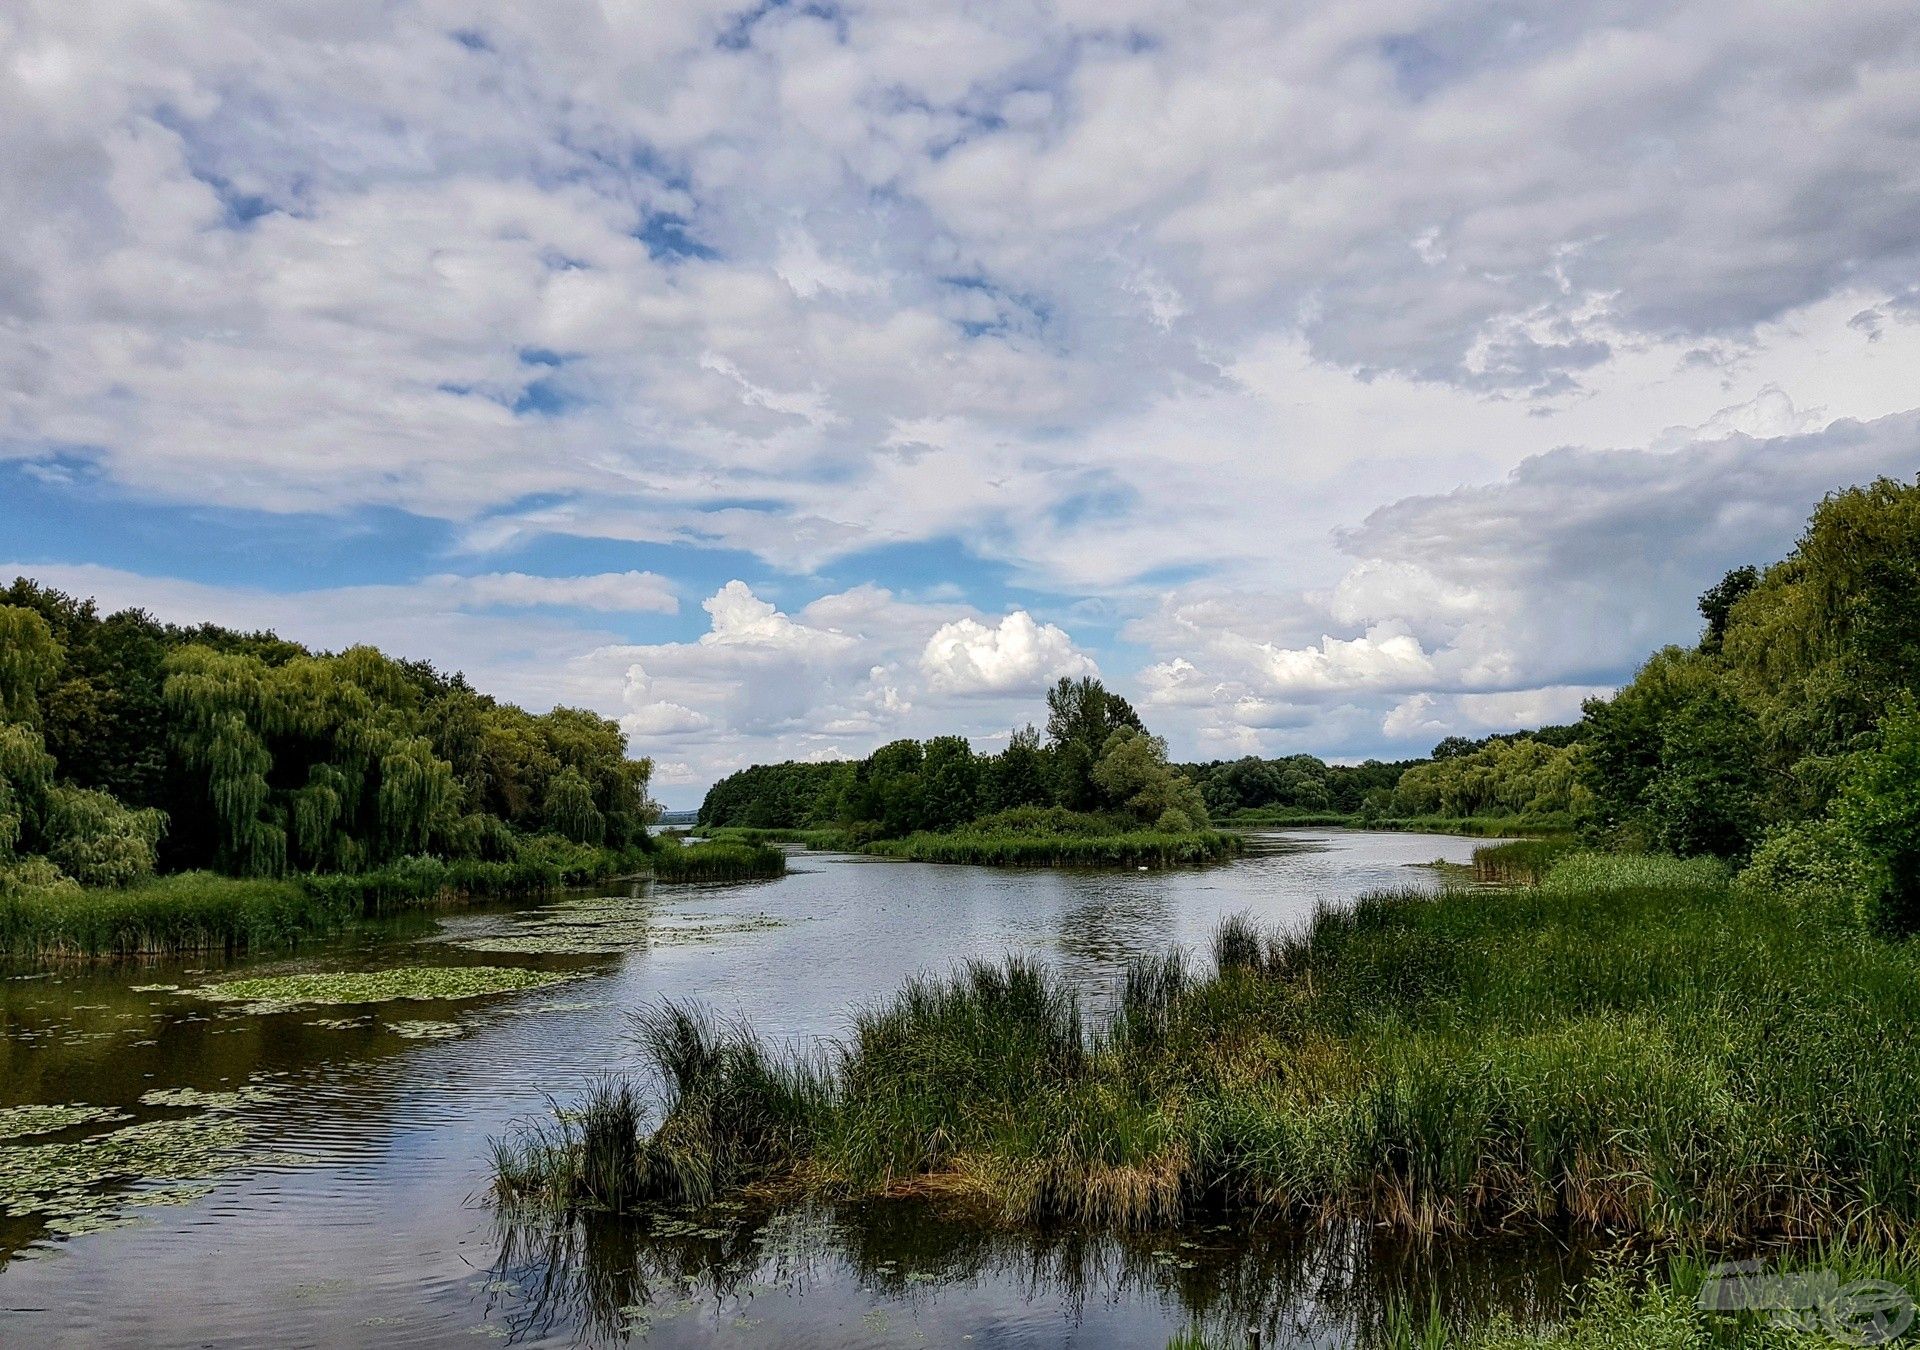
<box><xmin>1579</xmin><ymin>477</ymin><xmax>1920</xmax><ymax>928</ymax></box>
<box><xmin>699</xmin><ymin>676</ymin><xmax>1213</xmax><ymax>841</ymax></box>
<box><xmin>0</xmin><ymin>579</ymin><xmax>658</xmax><ymax>894</ymax></box>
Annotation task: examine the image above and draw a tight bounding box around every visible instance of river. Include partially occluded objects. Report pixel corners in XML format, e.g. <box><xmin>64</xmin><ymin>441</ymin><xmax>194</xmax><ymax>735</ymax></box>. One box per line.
<box><xmin>0</xmin><ymin>829</ymin><xmax>1582</xmax><ymax>1347</ymax></box>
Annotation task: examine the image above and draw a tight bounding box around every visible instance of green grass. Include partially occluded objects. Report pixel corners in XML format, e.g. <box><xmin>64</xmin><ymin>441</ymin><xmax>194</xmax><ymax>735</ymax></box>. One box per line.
<box><xmin>1369</xmin><ymin>1248</ymin><xmax>1920</xmax><ymax>1349</ymax></box>
<box><xmin>0</xmin><ymin>841</ymin><xmax>650</xmax><ymax>958</ymax></box>
<box><xmin>701</xmin><ymin>826</ymin><xmax>849</xmax><ymax>849</ymax></box>
<box><xmin>860</xmin><ymin>828</ymin><xmax>1241</xmax><ymax>867</ymax></box>
<box><xmin>496</xmin><ymin>853</ymin><xmax>1920</xmax><ymax>1248</ymax></box>
<box><xmin>1220</xmin><ymin>810</ymin><xmax>1575</xmax><ymax>837</ymax></box>
<box><xmin>1469</xmin><ymin>839</ymin><xmax>1581</xmax><ymax>886</ymax></box>
<box><xmin>709</xmin><ymin>812</ymin><xmax>1240</xmax><ymax>868</ymax></box>
<box><xmin>645</xmin><ymin>836</ymin><xmax>787</xmax><ymax>882</ymax></box>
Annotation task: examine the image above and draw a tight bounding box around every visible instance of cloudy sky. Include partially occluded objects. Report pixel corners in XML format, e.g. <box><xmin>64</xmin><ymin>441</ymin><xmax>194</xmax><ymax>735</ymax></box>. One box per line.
<box><xmin>4</xmin><ymin>1</ymin><xmax>1917</xmax><ymax>805</ymax></box>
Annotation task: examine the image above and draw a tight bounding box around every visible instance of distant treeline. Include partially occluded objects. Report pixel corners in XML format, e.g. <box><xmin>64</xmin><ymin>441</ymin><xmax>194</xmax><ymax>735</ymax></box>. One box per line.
<box><xmin>0</xmin><ymin>580</ymin><xmax>658</xmax><ymax>895</ymax></box>
<box><xmin>700</xmin><ymin>676</ymin><xmax>1212</xmax><ymax>841</ymax></box>
<box><xmin>701</xmin><ymin>476</ymin><xmax>1919</xmax><ymax>919</ymax></box>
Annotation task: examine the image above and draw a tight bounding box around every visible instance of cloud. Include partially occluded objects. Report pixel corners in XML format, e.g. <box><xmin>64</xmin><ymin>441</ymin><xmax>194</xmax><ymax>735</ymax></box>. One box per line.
<box><xmin>920</xmin><ymin>611</ymin><xmax>1097</xmax><ymax>694</ymax></box>
<box><xmin>440</xmin><ymin>571</ymin><xmax>677</xmax><ymax>613</ymax></box>
<box><xmin>1119</xmin><ymin>408</ymin><xmax>1920</xmax><ymax>758</ymax></box>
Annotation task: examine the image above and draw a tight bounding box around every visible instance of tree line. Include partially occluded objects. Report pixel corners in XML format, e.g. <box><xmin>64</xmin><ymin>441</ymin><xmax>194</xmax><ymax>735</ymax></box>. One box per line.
<box><xmin>0</xmin><ymin>580</ymin><xmax>656</xmax><ymax>893</ymax></box>
<box><xmin>699</xmin><ymin>675</ymin><xmax>1211</xmax><ymax>839</ymax></box>
<box><xmin>1582</xmin><ymin>476</ymin><xmax>1920</xmax><ymax>929</ymax></box>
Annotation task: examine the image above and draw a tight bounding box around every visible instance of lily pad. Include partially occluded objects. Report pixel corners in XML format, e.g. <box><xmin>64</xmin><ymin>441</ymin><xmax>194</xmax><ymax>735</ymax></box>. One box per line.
<box><xmin>390</xmin><ymin>1019</ymin><xmax>464</xmax><ymax>1040</ymax></box>
<box><xmin>0</xmin><ymin>1103</ymin><xmax>132</xmax><ymax>1141</ymax></box>
<box><xmin>190</xmin><ymin>966</ymin><xmax>576</xmax><ymax>1012</ymax></box>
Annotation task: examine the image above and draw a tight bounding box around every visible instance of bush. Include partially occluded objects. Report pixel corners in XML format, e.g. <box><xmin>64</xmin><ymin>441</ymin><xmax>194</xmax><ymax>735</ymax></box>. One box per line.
<box><xmin>1738</xmin><ymin>817</ymin><xmax>1874</xmax><ymax>922</ymax></box>
<box><xmin>1833</xmin><ymin>700</ymin><xmax>1920</xmax><ymax>934</ymax></box>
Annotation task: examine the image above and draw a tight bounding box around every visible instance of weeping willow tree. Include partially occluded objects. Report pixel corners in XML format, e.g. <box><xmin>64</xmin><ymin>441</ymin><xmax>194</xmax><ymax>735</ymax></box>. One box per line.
<box><xmin>0</xmin><ymin>606</ymin><xmax>62</xmax><ymax>726</ymax></box>
<box><xmin>159</xmin><ymin>640</ymin><xmax>654</xmax><ymax>876</ymax></box>
<box><xmin>543</xmin><ymin>766</ymin><xmax>605</xmax><ymax>845</ymax></box>
<box><xmin>3</xmin><ymin>579</ymin><xmax>658</xmax><ymax>888</ymax></box>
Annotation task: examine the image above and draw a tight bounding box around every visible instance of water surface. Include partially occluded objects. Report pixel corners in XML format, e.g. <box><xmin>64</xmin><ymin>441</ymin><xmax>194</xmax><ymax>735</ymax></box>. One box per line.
<box><xmin>0</xmin><ymin>829</ymin><xmax>1549</xmax><ymax>1346</ymax></box>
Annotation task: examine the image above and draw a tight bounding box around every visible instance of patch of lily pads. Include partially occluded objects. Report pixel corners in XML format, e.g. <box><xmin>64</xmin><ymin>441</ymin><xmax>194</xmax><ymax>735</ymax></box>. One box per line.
<box><xmin>390</xmin><ymin>1019</ymin><xmax>464</xmax><ymax>1040</ymax></box>
<box><xmin>189</xmin><ymin>965</ymin><xmax>578</xmax><ymax>1013</ymax></box>
<box><xmin>0</xmin><ymin>1103</ymin><xmax>131</xmax><ymax>1141</ymax></box>
<box><xmin>445</xmin><ymin>895</ymin><xmax>786</xmax><ymax>956</ymax></box>
<box><xmin>0</xmin><ymin>1078</ymin><xmax>312</xmax><ymax>1244</ymax></box>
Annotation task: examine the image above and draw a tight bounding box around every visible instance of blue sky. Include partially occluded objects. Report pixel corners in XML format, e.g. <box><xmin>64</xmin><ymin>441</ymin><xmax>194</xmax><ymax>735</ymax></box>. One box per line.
<box><xmin>4</xmin><ymin>0</ymin><xmax>1919</xmax><ymax>805</ymax></box>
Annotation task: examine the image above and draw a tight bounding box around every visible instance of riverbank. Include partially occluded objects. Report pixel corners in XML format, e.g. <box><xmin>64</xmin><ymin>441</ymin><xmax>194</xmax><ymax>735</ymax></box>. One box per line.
<box><xmin>495</xmin><ymin>850</ymin><xmax>1920</xmax><ymax>1249</ymax></box>
<box><xmin>0</xmin><ymin>837</ymin><xmax>785</xmax><ymax>959</ymax></box>
<box><xmin>1218</xmin><ymin>808</ymin><xmax>1575</xmax><ymax>836</ymax></box>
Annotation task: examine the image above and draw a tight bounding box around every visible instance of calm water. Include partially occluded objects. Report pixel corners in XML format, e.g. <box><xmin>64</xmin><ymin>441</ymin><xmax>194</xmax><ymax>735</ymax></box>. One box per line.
<box><xmin>0</xmin><ymin>829</ymin><xmax>1574</xmax><ymax>1347</ymax></box>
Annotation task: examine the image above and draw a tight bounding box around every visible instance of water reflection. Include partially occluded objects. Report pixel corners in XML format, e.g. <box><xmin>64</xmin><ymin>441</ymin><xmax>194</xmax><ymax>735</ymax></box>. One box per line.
<box><xmin>490</xmin><ymin>1199</ymin><xmax>1591</xmax><ymax>1347</ymax></box>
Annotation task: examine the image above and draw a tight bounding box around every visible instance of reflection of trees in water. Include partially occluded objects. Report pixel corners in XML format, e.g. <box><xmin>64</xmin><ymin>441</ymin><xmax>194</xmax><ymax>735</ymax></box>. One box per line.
<box><xmin>489</xmin><ymin>1199</ymin><xmax>1593</xmax><ymax>1346</ymax></box>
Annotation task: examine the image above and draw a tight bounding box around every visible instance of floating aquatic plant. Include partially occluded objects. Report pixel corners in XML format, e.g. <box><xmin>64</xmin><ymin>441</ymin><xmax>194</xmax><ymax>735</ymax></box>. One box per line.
<box><xmin>0</xmin><ymin>1103</ymin><xmax>131</xmax><ymax>1140</ymax></box>
<box><xmin>447</xmin><ymin>895</ymin><xmax>786</xmax><ymax>956</ymax></box>
<box><xmin>190</xmin><ymin>965</ymin><xmax>577</xmax><ymax>1013</ymax></box>
<box><xmin>389</xmin><ymin>1019</ymin><xmax>464</xmax><ymax>1040</ymax></box>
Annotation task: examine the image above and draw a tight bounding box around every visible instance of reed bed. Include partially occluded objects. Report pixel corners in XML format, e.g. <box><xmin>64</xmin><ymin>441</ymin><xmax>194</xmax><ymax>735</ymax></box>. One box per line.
<box><xmin>1469</xmin><ymin>839</ymin><xmax>1580</xmax><ymax>886</ymax></box>
<box><xmin>701</xmin><ymin>826</ymin><xmax>849</xmax><ymax>849</ymax></box>
<box><xmin>645</xmin><ymin>837</ymin><xmax>787</xmax><ymax>882</ymax></box>
<box><xmin>860</xmin><ymin>828</ymin><xmax>1241</xmax><ymax>868</ymax></box>
<box><xmin>0</xmin><ymin>843</ymin><xmax>650</xmax><ymax>958</ymax></box>
<box><xmin>496</xmin><ymin>854</ymin><xmax>1920</xmax><ymax>1250</ymax></box>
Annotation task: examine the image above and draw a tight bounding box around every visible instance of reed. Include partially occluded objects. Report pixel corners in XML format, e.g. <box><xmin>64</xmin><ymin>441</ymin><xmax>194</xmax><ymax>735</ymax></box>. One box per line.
<box><xmin>645</xmin><ymin>836</ymin><xmax>786</xmax><ymax>882</ymax></box>
<box><xmin>1468</xmin><ymin>839</ymin><xmax>1579</xmax><ymax>886</ymax></box>
<box><xmin>496</xmin><ymin>852</ymin><xmax>1920</xmax><ymax>1250</ymax></box>
<box><xmin>0</xmin><ymin>841</ymin><xmax>650</xmax><ymax>958</ymax></box>
<box><xmin>860</xmin><ymin>828</ymin><xmax>1240</xmax><ymax>868</ymax></box>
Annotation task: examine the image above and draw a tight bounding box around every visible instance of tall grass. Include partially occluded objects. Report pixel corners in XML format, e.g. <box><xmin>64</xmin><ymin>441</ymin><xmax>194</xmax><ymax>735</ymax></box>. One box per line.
<box><xmin>645</xmin><ymin>836</ymin><xmax>786</xmax><ymax>882</ymax></box>
<box><xmin>861</xmin><ymin>828</ymin><xmax>1240</xmax><ymax>868</ymax></box>
<box><xmin>0</xmin><ymin>842</ymin><xmax>650</xmax><ymax>958</ymax></box>
<box><xmin>702</xmin><ymin>826</ymin><xmax>849</xmax><ymax>849</ymax></box>
<box><xmin>498</xmin><ymin>853</ymin><xmax>1920</xmax><ymax>1249</ymax></box>
<box><xmin>1470</xmin><ymin>839</ymin><xmax>1580</xmax><ymax>886</ymax></box>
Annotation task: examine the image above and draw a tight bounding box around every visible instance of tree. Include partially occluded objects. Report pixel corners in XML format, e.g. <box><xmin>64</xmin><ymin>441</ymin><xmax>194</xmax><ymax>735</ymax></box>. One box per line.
<box><xmin>1698</xmin><ymin>565</ymin><xmax>1760</xmax><ymax>652</ymax></box>
<box><xmin>0</xmin><ymin>606</ymin><xmax>62</xmax><ymax>724</ymax></box>
<box><xmin>1091</xmin><ymin>727</ymin><xmax>1211</xmax><ymax>831</ymax></box>
<box><xmin>921</xmin><ymin>736</ymin><xmax>981</xmax><ymax>830</ymax></box>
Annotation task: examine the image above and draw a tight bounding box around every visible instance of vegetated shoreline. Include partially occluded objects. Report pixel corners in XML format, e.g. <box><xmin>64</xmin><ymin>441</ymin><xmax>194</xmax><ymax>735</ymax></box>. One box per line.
<box><xmin>493</xmin><ymin>846</ymin><xmax>1920</xmax><ymax>1261</ymax></box>
<box><xmin>0</xmin><ymin>836</ymin><xmax>784</xmax><ymax>960</ymax></box>
<box><xmin>1214</xmin><ymin>808</ymin><xmax>1576</xmax><ymax>838</ymax></box>
<box><xmin>702</xmin><ymin>822</ymin><xmax>1241</xmax><ymax>868</ymax></box>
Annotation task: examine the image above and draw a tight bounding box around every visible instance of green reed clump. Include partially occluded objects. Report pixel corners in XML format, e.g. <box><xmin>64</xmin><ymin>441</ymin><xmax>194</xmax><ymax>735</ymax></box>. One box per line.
<box><xmin>0</xmin><ymin>839</ymin><xmax>650</xmax><ymax>958</ymax></box>
<box><xmin>702</xmin><ymin>826</ymin><xmax>849</xmax><ymax>849</ymax></box>
<box><xmin>493</xmin><ymin>1004</ymin><xmax>827</xmax><ymax>1214</ymax></box>
<box><xmin>860</xmin><ymin>828</ymin><xmax>1240</xmax><ymax>868</ymax></box>
<box><xmin>497</xmin><ymin>850</ymin><xmax>1920</xmax><ymax>1249</ymax></box>
<box><xmin>0</xmin><ymin>872</ymin><xmax>337</xmax><ymax>957</ymax></box>
<box><xmin>1470</xmin><ymin>839</ymin><xmax>1580</xmax><ymax>886</ymax></box>
<box><xmin>645</xmin><ymin>837</ymin><xmax>786</xmax><ymax>882</ymax></box>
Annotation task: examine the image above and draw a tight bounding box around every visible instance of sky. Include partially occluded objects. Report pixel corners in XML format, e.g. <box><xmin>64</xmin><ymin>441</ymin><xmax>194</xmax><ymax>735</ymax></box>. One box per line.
<box><xmin>3</xmin><ymin>1</ymin><xmax>1918</xmax><ymax>807</ymax></box>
